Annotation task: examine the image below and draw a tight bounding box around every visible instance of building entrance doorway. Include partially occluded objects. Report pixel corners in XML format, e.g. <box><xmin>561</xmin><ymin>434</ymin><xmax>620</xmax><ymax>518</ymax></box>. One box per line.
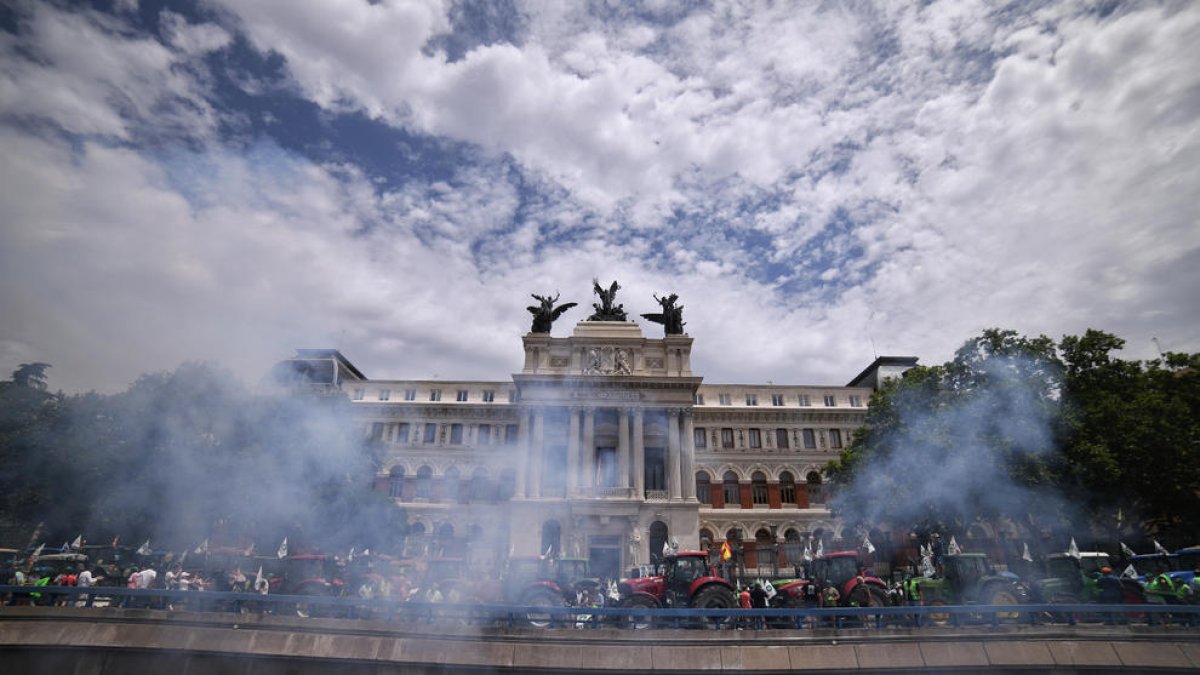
<box><xmin>589</xmin><ymin>535</ymin><xmax>621</xmax><ymax>580</ymax></box>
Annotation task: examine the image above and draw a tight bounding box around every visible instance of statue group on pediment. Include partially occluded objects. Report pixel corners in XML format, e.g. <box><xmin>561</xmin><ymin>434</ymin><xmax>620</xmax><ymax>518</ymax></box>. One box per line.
<box><xmin>583</xmin><ymin>346</ymin><xmax>633</xmax><ymax>376</ymax></box>
<box><xmin>525</xmin><ymin>278</ymin><xmax>684</xmax><ymax>337</ymax></box>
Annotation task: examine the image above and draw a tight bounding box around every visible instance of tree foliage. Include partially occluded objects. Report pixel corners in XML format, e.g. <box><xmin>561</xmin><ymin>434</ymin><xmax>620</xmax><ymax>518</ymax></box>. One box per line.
<box><xmin>0</xmin><ymin>362</ymin><xmax>405</xmax><ymax>553</ymax></box>
<box><xmin>828</xmin><ymin>328</ymin><xmax>1199</xmax><ymax>545</ymax></box>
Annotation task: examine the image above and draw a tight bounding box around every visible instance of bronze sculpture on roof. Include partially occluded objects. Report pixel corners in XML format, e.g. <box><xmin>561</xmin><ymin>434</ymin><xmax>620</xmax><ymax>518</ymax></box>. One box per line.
<box><xmin>587</xmin><ymin>278</ymin><xmax>627</xmax><ymax>321</ymax></box>
<box><xmin>527</xmin><ymin>292</ymin><xmax>577</xmax><ymax>333</ymax></box>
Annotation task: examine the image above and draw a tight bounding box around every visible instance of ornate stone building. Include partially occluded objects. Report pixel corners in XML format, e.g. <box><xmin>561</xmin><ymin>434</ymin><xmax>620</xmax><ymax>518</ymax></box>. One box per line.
<box><xmin>277</xmin><ymin>299</ymin><xmax>914</xmax><ymax>580</ymax></box>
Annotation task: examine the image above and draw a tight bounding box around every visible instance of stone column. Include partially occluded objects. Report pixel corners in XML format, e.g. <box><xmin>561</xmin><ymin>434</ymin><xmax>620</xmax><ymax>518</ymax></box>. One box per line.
<box><xmin>681</xmin><ymin>409</ymin><xmax>696</xmax><ymax>500</ymax></box>
<box><xmin>567</xmin><ymin>407</ymin><xmax>581</xmax><ymax>496</ymax></box>
<box><xmin>667</xmin><ymin>407</ymin><xmax>681</xmax><ymax>500</ymax></box>
<box><xmin>633</xmin><ymin>409</ymin><xmax>645</xmax><ymax>497</ymax></box>
<box><xmin>531</xmin><ymin>409</ymin><xmax>545</xmax><ymax>498</ymax></box>
<box><xmin>583</xmin><ymin>407</ymin><xmax>596</xmax><ymax>489</ymax></box>
<box><xmin>516</xmin><ymin>411</ymin><xmax>530</xmax><ymax>498</ymax></box>
<box><xmin>618</xmin><ymin>408</ymin><xmax>631</xmax><ymax>489</ymax></box>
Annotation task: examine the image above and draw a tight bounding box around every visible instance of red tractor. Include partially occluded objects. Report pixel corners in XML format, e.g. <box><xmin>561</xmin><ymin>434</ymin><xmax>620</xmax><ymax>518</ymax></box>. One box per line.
<box><xmin>617</xmin><ymin>551</ymin><xmax>738</xmax><ymax>618</ymax></box>
<box><xmin>772</xmin><ymin>550</ymin><xmax>889</xmax><ymax>608</ymax></box>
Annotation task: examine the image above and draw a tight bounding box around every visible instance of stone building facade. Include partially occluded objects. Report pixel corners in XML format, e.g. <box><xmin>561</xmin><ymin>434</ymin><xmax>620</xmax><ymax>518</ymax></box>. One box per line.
<box><xmin>280</xmin><ymin>319</ymin><xmax>914</xmax><ymax>579</ymax></box>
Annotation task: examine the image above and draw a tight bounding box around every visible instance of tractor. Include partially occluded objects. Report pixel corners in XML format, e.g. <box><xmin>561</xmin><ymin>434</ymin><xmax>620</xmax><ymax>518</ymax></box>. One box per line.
<box><xmin>771</xmin><ymin>550</ymin><xmax>889</xmax><ymax>608</ymax></box>
<box><xmin>1032</xmin><ymin>552</ymin><xmax>1145</xmax><ymax>606</ymax></box>
<box><xmin>511</xmin><ymin>556</ymin><xmax>603</xmax><ymax>627</ymax></box>
<box><xmin>617</xmin><ymin>550</ymin><xmax>738</xmax><ymax>626</ymax></box>
<box><xmin>915</xmin><ymin>552</ymin><xmax>1030</xmax><ymax>621</ymax></box>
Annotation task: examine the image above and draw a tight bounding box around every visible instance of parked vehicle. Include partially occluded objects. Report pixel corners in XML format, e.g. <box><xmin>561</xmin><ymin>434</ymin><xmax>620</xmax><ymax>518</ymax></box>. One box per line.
<box><xmin>617</xmin><ymin>550</ymin><xmax>738</xmax><ymax>623</ymax></box>
<box><xmin>915</xmin><ymin>553</ymin><xmax>1030</xmax><ymax>621</ymax></box>
<box><xmin>772</xmin><ymin>551</ymin><xmax>889</xmax><ymax>608</ymax></box>
<box><xmin>1032</xmin><ymin>552</ymin><xmax>1145</xmax><ymax>606</ymax></box>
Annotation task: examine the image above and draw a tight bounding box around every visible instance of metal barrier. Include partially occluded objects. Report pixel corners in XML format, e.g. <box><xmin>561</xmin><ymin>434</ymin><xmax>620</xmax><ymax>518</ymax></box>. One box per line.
<box><xmin>3</xmin><ymin>585</ymin><xmax>1199</xmax><ymax>631</ymax></box>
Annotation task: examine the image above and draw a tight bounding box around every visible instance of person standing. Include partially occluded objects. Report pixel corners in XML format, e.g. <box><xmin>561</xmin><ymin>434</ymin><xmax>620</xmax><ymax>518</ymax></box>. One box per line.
<box><xmin>76</xmin><ymin>566</ymin><xmax>103</xmax><ymax>607</ymax></box>
<box><xmin>738</xmin><ymin>585</ymin><xmax>751</xmax><ymax>629</ymax></box>
<box><xmin>750</xmin><ymin>582</ymin><xmax>769</xmax><ymax>630</ymax></box>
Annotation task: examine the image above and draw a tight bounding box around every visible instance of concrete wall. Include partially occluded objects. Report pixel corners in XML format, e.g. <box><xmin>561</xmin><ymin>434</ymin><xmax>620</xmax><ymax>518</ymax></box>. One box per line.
<box><xmin>2</xmin><ymin>607</ymin><xmax>1199</xmax><ymax>673</ymax></box>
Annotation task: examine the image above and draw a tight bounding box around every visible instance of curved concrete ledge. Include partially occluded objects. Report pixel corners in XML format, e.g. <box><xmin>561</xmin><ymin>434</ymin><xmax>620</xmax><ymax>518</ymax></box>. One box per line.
<box><xmin>1</xmin><ymin>607</ymin><xmax>1198</xmax><ymax>672</ymax></box>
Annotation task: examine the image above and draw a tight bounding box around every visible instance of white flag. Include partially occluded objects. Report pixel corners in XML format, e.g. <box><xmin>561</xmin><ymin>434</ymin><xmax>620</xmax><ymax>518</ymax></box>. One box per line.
<box><xmin>1067</xmin><ymin>537</ymin><xmax>1080</xmax><ymax>560</ymax></box>
<box><xmin>194</xmin><ymin>539</ymin><xmax>209</xmax><ymax>555</ymax></box>
<box><xmin>1121</xmin><ymin>564</ymin><xmax>1138</xmax><ymax>579</ymax></box>
<box><xmin>137</xmin><ymin>540</ymin><xmax>152</xmax><ymax>556</ymax></box>
<box><xmin>920</xmin><ymin>555</ymin><xmax>936</xmax><ymax>578</ymax></box>
<box><xmin>71</xmin><ymin>535</ymin><xmax>83</xmax><ymax>550</ymax></box>
<box><xmin>862</xmin><ymin>534</ymin><xmax>875</xmax><ymax>555</ymax></box>
<box><xmin>1022</xmin><ymin>542</ymin><xmax>1033</xmax><ymax>562</ymax></box>
<box><xmin>254</xmin><ymin>566</ymin><xmax>269</xmax><ymax>594</ymax></box>
<box><xmin>348</xmin><ymin>547</ymin><xmax>355</xmax><ymax>562</ymax></box>
<box><xmin>948</xmin><ymin>536</ymin><xmax>962</xmax><ymax>555</ymax></box>
<box><xmin>762</xmin><ymin>579</ymin><xmax>777</xmax><ymax>599</ymax></box>
<box><xmin>802</xmin><ymin>542</ymin><xmax>812</xmax><ymax>562</ymax></box>
<box><xmin>815</xmin><ymin>540</ymin><xmax>824</xmax><ymax>558</ymax></box>
<box><xmin>178</xmin><ymin>550</ymin><xmax>188</xmax><ymax>566</ymax></box>
<box><xmin>362</xmin><ymin>548</ymin><xmax>369</xmax><ymax>556</ymax></box>
<box><xmin>32</xmin><ymin>543</ymin><xmax>45</xmax><ymax>559</ymax></box>
<box><xmin>61</xmin><ymin>541</ymin><xmax>70</xmax><ymax>552</ymax></box>
<box><xmin>1120</xmin><ymin>542</ymin><xmax>1135</xmax><ymax>558</ymax></box>
<box><xmin>1153</xmin><ymin>540</ymin><xmax>1169</xmax><ymax>555</ymax></box>
<box><xmin>542</xmin><ymin>545</ymin><xmax>553</xmax><ymax>559</ymax></box>
<box><xmin>663</xmin><ymin>541</ymin><xmax>672</xmax><ymax>558</ymax></box>
<box><xmin>277</xmin><ymin>537</ymin><xmax>288</xmax><ymax>559</ymax></box>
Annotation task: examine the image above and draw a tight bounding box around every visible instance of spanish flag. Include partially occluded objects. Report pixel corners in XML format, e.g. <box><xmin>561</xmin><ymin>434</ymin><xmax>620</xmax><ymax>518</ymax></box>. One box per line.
<box><xmin>720</xmin><ymin>541</ymin><xmax>732</xmax><ymax>561</ymax></box>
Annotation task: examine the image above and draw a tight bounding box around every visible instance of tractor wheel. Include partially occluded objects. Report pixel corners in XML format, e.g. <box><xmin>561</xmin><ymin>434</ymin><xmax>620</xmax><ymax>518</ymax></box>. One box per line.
<box><xmin>985</xmin><ymin>588</ymin><xmax>1021</xmax><ymax>622</ymax></box>
<box><xmin>521</xmin><ymin>587</ymin><xmax>565</xmax><ymax>629</ymax></box>
<box><xmin>848</xmin><ymin>585</ymin><xmax>889</xmax><ymax>626</ymax></box>
<box><xmin>925</xmin><ymin>600</ymin><xmax>950</xmax><ymax>625</ymax></box>
<box><xmin>691</xmin><ymin>585</ymin><xmax>738</xmax><ymax>629</ymax></box>
<box><xmin>621</xmin><ymin>594</ymin><xmax>658</xmax><ymax>630</ymax></box>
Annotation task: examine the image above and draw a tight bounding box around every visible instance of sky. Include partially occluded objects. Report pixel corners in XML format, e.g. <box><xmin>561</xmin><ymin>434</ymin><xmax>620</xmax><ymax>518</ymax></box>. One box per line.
<box><xmin>1</xmin><ymin>0</ymin><xmax>1197</xmax><ymax>394</ymax></box>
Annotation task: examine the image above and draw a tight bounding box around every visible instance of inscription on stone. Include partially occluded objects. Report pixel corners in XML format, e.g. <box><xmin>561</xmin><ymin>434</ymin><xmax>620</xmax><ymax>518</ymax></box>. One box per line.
<box><xmin>550</xmin><ymin>356</ymin><xmax>570</xmax><ymax>367</ymax></box>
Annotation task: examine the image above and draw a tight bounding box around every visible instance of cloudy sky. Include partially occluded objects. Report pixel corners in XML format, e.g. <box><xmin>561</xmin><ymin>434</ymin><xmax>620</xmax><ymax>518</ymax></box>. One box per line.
<box><xmin>1</xmin><ymin>0</ymin><xmax>1197</xmax><ymax>393</ymax></box>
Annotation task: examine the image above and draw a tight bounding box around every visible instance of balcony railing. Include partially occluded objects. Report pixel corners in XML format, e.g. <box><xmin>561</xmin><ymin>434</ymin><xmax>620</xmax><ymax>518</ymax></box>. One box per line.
<box><xmin>587</xmin><ymin>486</ymin><xmax>635</xmax><ymax>499</ymax></box>
<box><xmin>644</xmin><ymin>489</ymin><xmax>669</xmax><ymax>501</ymax></box>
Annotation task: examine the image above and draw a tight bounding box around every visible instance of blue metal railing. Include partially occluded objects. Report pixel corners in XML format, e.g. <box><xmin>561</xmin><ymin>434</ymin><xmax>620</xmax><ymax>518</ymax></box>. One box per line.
<box><xmin>3</xmin><ymin>585</ymin><xmax>1198</xmax><ymax>630</ymax></box>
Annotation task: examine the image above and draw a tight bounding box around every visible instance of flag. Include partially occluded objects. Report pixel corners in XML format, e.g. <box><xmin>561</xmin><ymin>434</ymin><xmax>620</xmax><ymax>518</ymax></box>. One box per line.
<box><xmin>920</xmin><ymin>556</ymin><xmax>935</xmax><ymax>578</ymax></box>
<box><xmin>277</xmin><ymin>537</ymin><xmax>288</xmax><ymax>559</ymax></box>
<box><xmin>71</xmin><ymin>535</ymin><xmax>82</xmax><ymax>550</ymax></box>
<box><xmin>178</xmin><ymin>550</ymin><xmax>188</xmax><ymax>566</ymax></box>
<box><xmin>348</xmin><ymin>547</ymin><xmax>356</xmax><ymax>562</ymax></box>
<box><xmin>720</xmin><ymin>541</ymin><xmax>733</xmax><ymax>561</ymax></box>
<box><xmin>815</xmin><ymin>540</ymin><xmax>824</xmax><ymax>558</ymax></box>
<box><xmin>137</xmin><ymin>540</ymin><xmax>152</xmax><ymax>556</ymax></box>
<box><xmin>862</xmin><ymin>534</ymin><xmax>875</xmax><ymax>555</ymax></box>
<box><xmin>1154</xmin><ymin>540</ymin><xmax>1169</xmax><ymax>556</ymax></box>
<box><xmin>254</xmin><ymin>566</ymin><xmax>268</xmax><ymax>594</ymax></box>
<box><xmin>60</xmin><ymin>542</ymin><xmax>69</xmax><ymax>552</ymax></box>
<box><xmin>1022</xmin><ymin>542</ymin><xmax>1033</xmax><ymax>562</ymax></box>
<box><xmin>762</xmin><ymin>579</ymin><xmax>777</xmax><ymax>599</ymax></box>
<box><xmin>1067</xmin><ymin>537</ymin><xmax>1080</xmax><ymax>560</ymax></box>
<box><xmin>802</xmin><ymin>542</ymin><xmax>812</xmax><ymax>562</ymax></box>
<box><xmin>362</xmin><ymin>548</ymin><xmax>369</xmax><ymax>556</ymax></box>
<box><xmin>948</xmin><ymin>536</ymin><xmax>962</xmax><ymax>555</ymax></box>
<box><xmin>662</xmin><ymin>541</ymin><xmax>671</xmax><ymax>559</ymax></box>
<box><xmin>1120</xmin><ymin>542</ymin><xmax>1135</xmax><ymax>558</ymax></box>
<box><xmin>542</xmin><ymin>545</ymin><xmax>553</xmax><ymax>560</ymax></box>
<box><xmin>111</xmin><ymin>535</ymin><xmax>120</xmax><ymax>548</ymax></box>
<box><xmin>194</xmin><ymin>539</ymin><xmax>209</xmax><ymax>555</ymax></box>
<box><xmin>32</xmin><ymin>543</ymin><xmax>45</xmax><ymax>559</ymax></box>
<box><xmin>1121</xmin><ymin>564</ymin><xmax>1138</xmax><ymax>579</ymax></box>
<box><xmin>243</xmin><ymin>542</ymin><xmax>255</xmax><ymax>556</ymax></box>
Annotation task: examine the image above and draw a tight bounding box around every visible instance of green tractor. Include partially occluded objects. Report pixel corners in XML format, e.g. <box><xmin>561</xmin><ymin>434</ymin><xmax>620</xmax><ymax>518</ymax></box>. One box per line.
<box><xmin>916</xmin><ymin>553</ymin><xmax>1030</xmax><ymax>622</ymax></box>
<box><xmin>1032</xmin><ymin>552</ymin><xmax>1145</xmax><ymax>606</ymax></box>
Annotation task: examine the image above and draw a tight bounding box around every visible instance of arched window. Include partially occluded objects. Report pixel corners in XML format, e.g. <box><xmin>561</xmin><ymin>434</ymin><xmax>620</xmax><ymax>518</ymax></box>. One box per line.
<box><xmin>436</xmin><ymin>522</ymin><xmax>455</xmax><ymax>539</ymax></box>
<box><xmin>541</xmin><ymin>520</ymin><xmax>561</xmax><ymax>558</ymax></box>
<box><xmin>751</xmin><ymin>471</ymin><xmax>768</xmax><ymax>504</ymax></box>
<box><xmin>416</xmin><ymin>466</ymin><xmax>433</xmax><ymax>499</ymax></box>
<box><xmin>806</xmin><ymin>471</ymin><xmax>823</xmax><ymax>504</ymax></box>
<box><xmin>408</xmin><ymin>522</ymin><xmax>425</xmax><ymax>537</ymax></box>
<box><xmin>779</xmin><ymin>471</ymin><xmax>796</xmax><ymax>505</ymax></box>
<box><xmin>725</xmin><ymin>528</ymin><xmax>742</xmax><ymax>545</ymax></box>
<box><xmin>443</xmin><ymin>467</ymin><xmax>461</xmax><ymax>503</ymax></box>
<box><xmin>699</xmin><ymin>528</ymin><xmax>715</xmax><ymax>551</ymax></box>
<box><xmin>388</xmin><ymin>466</ymin><xmax>405</xmax><ymax>499</ymax></box>
<box><xmin>470</xmin><ymin>467</ymin><xmax>491</xmax><ymax>502</ymax></box>
<box><xmin>723</xmin><ymin>471</ymin><xmax>740</xmax><ymax>506</ymax></box>
<box><xmin>498</xmin><ymin>468</ymin><xmax>516</xmax><ymax>501</ymax></box>
<box><xmin>695</xmin><ymin>471</ymin><xmax>712</xmax><ymax>505</ymax></box>
<box><xmin>649</xmin><ymin>521</ymin><xmax>669</xmax><ymax>562</ymax></box>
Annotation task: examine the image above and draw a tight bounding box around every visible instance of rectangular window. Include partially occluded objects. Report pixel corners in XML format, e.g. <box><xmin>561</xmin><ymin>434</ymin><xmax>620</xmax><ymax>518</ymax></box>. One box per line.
<box><xmin>423</xmin><ymin>423</ymin><xmax>437</xmax><ymax>444</ymax></box>
<box><xmin>694</xmin><ymin>427</ymin><xmax>707</xmax><ymax>449</ymax></box>
<box><xmin>823</xmin><ymin>395</ymin><xmax>836</xmax><ymax>407</ymax></box>
<box><xmin>450</xmin><ymin>423</ymin><xmax>464</xmax><ymax>444</ymax></box>
<box><xmin>802</xmin><ymin>428</ymin><xmax>816</xmax><ymax>449</ymax></box>
<box><xmin>404</xmin><ymin>389</ymin><xmax>416</xmax><ymax>401</ymax></box>
<box><xmin>696</xmin><ymin>478</ymin><xmax>711</xmax><ymax>505</ymax></box>
<box><xmin>369</xmin><ymin>422</ymin><xmax>385</xmax><ymax>440</ymax></box>
<box><xmin>780</xmin><ymin>480</ymin><xmax>795</xmax><ymax>504</ymax></box>
<box><xmin>694</xmin><ymin>393</ymin><xmax>705</xmax><ymax>405</ymax></box>
<box><xmin>645</xmin><ymin>447</ymin><xmax>666</xmax><ymax>491</ymax></box>
<box><xmin>748</xmin><ymin>428</ymin><xmax>762</xmax><ymax>448</ymax></box>
<box><xmin>596</xmin><ymin>447</ymin><xmax>617</xmax><ymax>487</ymax></box>
<box><xmin>775</xmin><ymin>428</ymin><xmax>789</xmax><ymax>449</ymax></box>
<box><xmin>849</xmin><ymin>395</ymin><xmax>863</xmax><ymax>407</ymax></box>
<box><xmin>482</xmin><ymin>390</ymin><xmax>495</xmax><ymax>402</ymax></box>
<box><xmin>352</xmin><ymin>388</ymin><xmax>365</xmax><ymax>401</ymax></box>
<box><xmin>719</xmin><ymin>393</ymin><xmax>732</xmax><ymax>406</ymax></box>
<box><xmin>798</xmin><ymin>394</ymin><xmax>811</xmax><ymax>407</ymax></box>
<box><xmin>378</xmin><ymin>389</ymin><xmax>390</xmax><ymax>401</ymax></box>
<box><xmin>505</xmin><ymin>424</ymin><xmax>518</xmax><ymax>444</ymax></box>
<box><xmin>396</xmin><ymin>422</ymin><xmax>410</xmax><ymax>444</ymax></box>
<box><xmin>477</xmin><ymin>424</ymin><xmax>491</xmax><ymax>445</ymax></box>
<box><xmin>752</xmin><ymin>480</ymin><xmax>768</xmax><ymax>504</ymax></box>
<box><xmin>721</xmin><ymin>428</ymin><xmax>734</xmax><ymax>449</ymax></box>
<box><xmin>745</xmin><ymin>394</ymin><xmax>758</xmax><ymax>406</ymax></box>
<box><xmin>430</xmin><ymin>389</ymin><xmax>442</xmax><ymax>402</ymax></box>
<box><xmin>771</xmin><ymin>394</ymin><xmax>784</xmax><ymax>406</ymax></box>
<box><xmin>829</xmin><ymin>429</ymin><xmax>843</xmax><ymax>449</ymax></box>
<box><xmin>456</xmin><ymin>390</ymin><xmax>468</xmax><ymax>402</ymax></box>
